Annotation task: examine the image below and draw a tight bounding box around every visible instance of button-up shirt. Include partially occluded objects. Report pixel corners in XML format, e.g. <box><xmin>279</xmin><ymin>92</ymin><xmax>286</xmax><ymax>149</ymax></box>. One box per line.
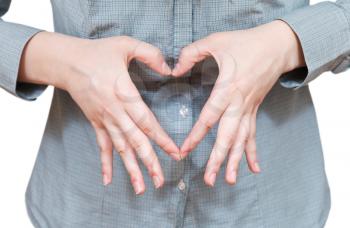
<box><xmin>1</xmin><ymin>0</ymin><xmax>350</xmax><ymax>227</ymax></box>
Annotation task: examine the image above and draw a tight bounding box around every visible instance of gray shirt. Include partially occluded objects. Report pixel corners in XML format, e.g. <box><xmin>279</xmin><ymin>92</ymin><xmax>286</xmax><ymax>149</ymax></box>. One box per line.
<box><xmin>1</xmin><ymin>0</ymin><xmax>350</xmax><ymax>227</ymax></box>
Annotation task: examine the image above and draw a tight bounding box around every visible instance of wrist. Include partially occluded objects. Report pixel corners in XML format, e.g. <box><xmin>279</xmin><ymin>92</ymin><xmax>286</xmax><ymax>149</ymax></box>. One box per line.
<box><xmin>254</xmin><ymin>20</ymin><xmax>306</xmax><ymax>76</ymax></box>
<box><xmin>19</xmin><ymin>32</ymin><xmax>90</xmax><ymax>91</ymax></box>
<box><xmin>57</xmin><ymin>36</ymin><xmax>92</xmax><ymax>92</ymax></box>
<box><xmin>271</xmin><ymin>20</ymin><xmax>306</xmax><ymax>73</ymax></box>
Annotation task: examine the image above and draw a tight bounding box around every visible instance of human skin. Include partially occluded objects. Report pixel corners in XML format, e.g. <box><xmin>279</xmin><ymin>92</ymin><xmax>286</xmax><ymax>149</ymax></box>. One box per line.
<box><xmin>19</xmin><ymin>34</ymin><xmax>181</xmax><ymax>195</ymax></box>
<box><xmin>18</xmin><ymin>20</ymin><xmax>304</xmax><ymax>192</ymax></box>
<box><xmin>173</xmin><ymin>20</ymin><xmax>305</xmax><ymax>186</ymax></box>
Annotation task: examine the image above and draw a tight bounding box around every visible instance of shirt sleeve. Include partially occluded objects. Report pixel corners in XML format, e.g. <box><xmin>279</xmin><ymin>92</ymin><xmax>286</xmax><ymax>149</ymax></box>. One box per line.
<box><xmin>277</xmin><ymin>0</ymin><xmax>350</xmax><ymax>89</ymax></box>
<box><xmin>0</xmin><ymin>0</ymin><xmax>47</xmax><ymax>100</ymax></box>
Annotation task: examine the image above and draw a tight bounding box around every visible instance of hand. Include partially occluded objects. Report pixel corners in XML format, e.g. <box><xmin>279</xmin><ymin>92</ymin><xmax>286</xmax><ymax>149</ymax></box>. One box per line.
<box><xmin>68</xmin><ymin>36</ymin><xmax>183</xmax><ymax>193</ymax></box>
<box><xmin>172</xmin><ymin>20</ymin><xmax>305</xmax><ymax>186</ymax></box>
<box><xmin>19</xmin><ymin>33</ymin><xmax>180</xmax><ymax>194</ymax></box>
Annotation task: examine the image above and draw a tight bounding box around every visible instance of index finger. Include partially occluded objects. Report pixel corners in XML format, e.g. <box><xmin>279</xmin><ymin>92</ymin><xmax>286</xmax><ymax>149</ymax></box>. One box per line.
<box><xmin>180</xmin><ymin>84</ymin><xmax>232</xmax><ymax>157</ymax></box>
<box><xmin>115</xmin><ymin>71</ymin><xmax>180</xmax><ymax>160</ymax></box>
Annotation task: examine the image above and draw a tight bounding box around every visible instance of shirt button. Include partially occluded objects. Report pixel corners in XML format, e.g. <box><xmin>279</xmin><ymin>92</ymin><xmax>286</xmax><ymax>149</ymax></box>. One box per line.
<box><xmin>178</xmin><ymin>179</ymin><xmax>186</xmax><ymax>191</ymax></box>
<box><xmin>179</xmin><ymin>105</ymin><xmax>189</xmax><ymax>118</ymax></box>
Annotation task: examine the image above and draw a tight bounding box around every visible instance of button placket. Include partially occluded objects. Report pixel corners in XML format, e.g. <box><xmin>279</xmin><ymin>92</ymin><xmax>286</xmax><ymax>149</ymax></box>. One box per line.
<box><xmin>179</xmin><ymin>104</ymin><xmax>189</xmax><ymax>118</ymax></box>
<box><xmin>172</xmin><ymin>1</ymin><xmax>193</xmax><ymax>227</ymax></box>
<box><xmin>178</xmin><ymin>179</ymin><xmax>186</xmax><ymax>191</ymax></box>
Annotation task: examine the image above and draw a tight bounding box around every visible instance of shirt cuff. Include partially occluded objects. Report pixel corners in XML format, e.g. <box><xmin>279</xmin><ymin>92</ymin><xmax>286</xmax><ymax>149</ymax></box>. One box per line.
<box><xmin>277</xmin><ymin>2</ymin><xmax>350</xmax><ymax>89</ymax></box>
<box><xmin>0</xmin><ymin>21</ymin><xmax>47</xmax><ymax>100</ymax></box>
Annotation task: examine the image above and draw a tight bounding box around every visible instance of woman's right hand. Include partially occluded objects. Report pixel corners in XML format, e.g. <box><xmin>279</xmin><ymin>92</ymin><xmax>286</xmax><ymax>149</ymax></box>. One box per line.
<box><xmin>19</xmin><ymin>32</ymin><xmax>180</xmax><ymax>194</ymax></box>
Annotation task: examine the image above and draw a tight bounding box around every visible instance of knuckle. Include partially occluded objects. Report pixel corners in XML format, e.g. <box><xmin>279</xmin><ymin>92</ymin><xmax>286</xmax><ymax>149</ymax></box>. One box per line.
<box><xmin>118</xmin><ymin>148</ymin><xmax>126</xmax><ymax>156</ymax></box>
<box><xmin>199</xmin><ymin>117</ymin><xmax>215</xmax><ymax>130</ymax></box>
<box><xmin>116</xmin><ymin>90</ymin><xmax>141</xmax><ymax>103</ymax></box>
<box><xmin>248</xmin><ymin>132</ymin><xmax>256</xmax><ymax>140</ymax></box>
<box><xmin>130</xmin><ymin>131</ymin><xmax>146</xmax><ymax>145</ymax></box>
<box><xmin>148</xmin><ymin>153</ymin><xmax>157</xmax><ymax>165</ymax></box>
<box><xmin>101</xmin><ymin>105</ymin><xmax>114</xmax><ymax>121</ymax></box>
<box><xmin>246</xmin><ymin>144</ymin><xmax>257</xmax><ymax>155</ymax></box>
<box><xmin>137</xmin><ymin>116</ymin><xmax>153</xmax><ymax>136</ymax></box>
<box><xmin>122</xmin><ymin>124</ymin><xmax>139</xmax><ymax>138</ymax></box>
<box><xmin>140</xmin><ymin>125</ymin><xmax>152</xmax><ymax>136</ymax></box>
<box><xmin>158</xmin><ymin>137</ymin><xmax>171</xmax><ymax>149</ymax></box>
<box><xmin>130</xmin><ymin>139</ymin><xmax>144</xmax><ymax>151</ymax></box>
<box><xmin>101</xmin><ymin>158</ymin><xmax>111</xmax><ymax>170</ymax></box>
<box><xmin>128</xmin><ymin>166</ymin><xmax>139</xmax><ymax>178</ymax></box>
<box><xmin>94</xmin><ymin>107</ymin><xmax>106</xmax><ymax>120</ymax></box>
<box><xmin>216</xmin><ymin>134</ymin><xmax>233</xmax><ymax>148</ymax></box>
<box><xmin>191</xmin><ymin>137</ymin><xmax>200</xmax><ymax>148</ymax></box>
<box><xmin>109</xmin><ymin>130</ymin><xmax>124</xmax><ymax>143</ymax></box>
<box><xmin>114</xmin><ymin>140</ymin><xmax>128</xmax><ymax>154</ymax></box>
<box><xmin>255</xmin><ymin>98</ymin><xmax>263</xmax><ymax>106</ymax></box>
<box><xmin>132</xmin><ymin>139</ymin><xmax>152</xmax><ymax>159</ymax></box>
<box><xmin>100</xmin><ymin>144</ymin><xmax>111</xmax><ymax>154</ymax></box>
<box><xmin>180</xmin><ymin>47</ymin><xmax>192</xmax><ymax>59</ymax></box>
<box><xmin>151</xmin><ymin>48</ymin><xmax>162</xmax><ymax>60</ymax></box>
<box><xmin>129</xmin><ymin>173</ymin><xmax>141</xmax><ymax>184</ymax></box>
<box><xmin>213</xmin><ymin>159</ymin><xmax>222</xmax><ymax>168</ymax></box>
<box><xmin>91</xmin><ymin>120</ymin><xmax>103</xmax><ymax>130</ymax></box>
<box><xmin>207</xmin><ymin>163</ymin><xmax>219</xmax><ymax>174</ymax></box>
<box><xmin>188</xmin><ymin>136</ymin><xmax>201</xmax><ymax>151</ymax></box>
<box><xmin>231</xmin><ymin>157</ymin><xmax>241</xmax><ymax>167</ymax></box>
<box><xmin>147</xmin><ymin>156</ymin><xmax>158</xmax><ymax>174</ymax></box>
<box><xmin>217</xmin><ymin>147</ymin><xmax>229</xmax><ymax>160</ymax></box>
<box><xmin>117</xmin><ymin>36</ymin><xmax>132</xmax><ymax>46</ymax></box>
<box><xmin>234</xmin><ymin>141</ymin><xmax>245</xmax><ymax>153</ymax></box>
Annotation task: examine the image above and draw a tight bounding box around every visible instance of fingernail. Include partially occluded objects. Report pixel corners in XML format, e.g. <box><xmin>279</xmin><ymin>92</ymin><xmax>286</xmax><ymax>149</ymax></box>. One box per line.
<box><xmin>180</xmin><ymin>145</ymin><xmax>190</xmax><ymax>158</ymax></box>
<box><xmin>153</xmin><ymin>176</ymin><xmax>162</xmax><ymax>189</ymax></box>
<box><xmin>231</xmin><ymin>171</ymin><xmax>237</xmax><ymax>184</ymax></box>
<box><xmin>103</xmin><ymin>174</ymin><xmax>110</xmax><ymax>186</ymax></box>
<box><xmin>171</xmin><ymin>152</ymin><xmax>182</xmax><ymax>161</ymax></box>
<box><xmin>161</xmin><ymin>62</ymin><xmax>171</xmax><ymax>75</ymax></box>
<box><xmin>255</xmin><ymin>162</ymin><xmax>261</xmax><ymax>173</ymax></box>
<box><xmin>172</xmin><ymin>63</ymin><xmax>180</xmax><ymax>75</ymax></box>
<box><xmin>209</xmin><ymin>173</ymin><xmax>217</xmax><ymax>187</ymax></box>
<box><xmin>178</xmin><ymin>152</ymin><xmax>183</xmax><ymax>161</ymax></box>
<box><xmin>134</xmin><ymin>182</ymin><xmax>143</xmax><ymax>195</ymax></box>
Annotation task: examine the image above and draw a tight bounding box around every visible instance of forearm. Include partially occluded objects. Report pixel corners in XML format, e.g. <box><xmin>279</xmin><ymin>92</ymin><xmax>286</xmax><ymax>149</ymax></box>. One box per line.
<box><xmin>252</xmin><ymin>20</ymin><xmax>306</xmax><ymax>75</ymax></box>
<box><xmin>18</xmin><ymin>31</ymin><xmax>88</xmax><ymax>90</ymax></box>
<box><xmin>274</xmin><ymin>20</ymin><xmax>306</xmax><ymax>73</ymax></box>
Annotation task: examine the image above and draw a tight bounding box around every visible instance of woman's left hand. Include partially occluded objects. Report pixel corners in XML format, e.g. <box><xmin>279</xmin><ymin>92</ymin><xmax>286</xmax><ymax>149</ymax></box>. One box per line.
<box><xmin>172</xmin><ymin>20</ymin><xmax>305</xmax><ymax>186</ymax></box>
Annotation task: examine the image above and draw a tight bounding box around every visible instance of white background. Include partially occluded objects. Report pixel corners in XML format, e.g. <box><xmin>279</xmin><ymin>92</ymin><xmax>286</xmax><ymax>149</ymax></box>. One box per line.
<box><xmin>0</xmin><ymin>0</ymin><xmax>349</xmax><ymax>227</ymax></box>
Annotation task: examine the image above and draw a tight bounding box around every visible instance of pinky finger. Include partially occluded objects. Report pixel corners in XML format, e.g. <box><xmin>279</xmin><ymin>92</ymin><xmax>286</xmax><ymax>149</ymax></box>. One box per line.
<box><xmin>94</xmin><ymin>126</ymin><xmax>114</xmax><ymax>186</ymax></box>
<box><xmin>245</xmin><ymin>105</ymin><xmax>261</xmax><ymax>173</ymax></box>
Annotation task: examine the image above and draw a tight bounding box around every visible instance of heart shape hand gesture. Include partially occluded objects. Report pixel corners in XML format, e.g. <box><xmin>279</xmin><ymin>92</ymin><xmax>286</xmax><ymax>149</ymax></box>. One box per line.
<box><xmin>55</xmin><ymin>20</ymin><xmax>303</xmax><ymax>194</ymax></box>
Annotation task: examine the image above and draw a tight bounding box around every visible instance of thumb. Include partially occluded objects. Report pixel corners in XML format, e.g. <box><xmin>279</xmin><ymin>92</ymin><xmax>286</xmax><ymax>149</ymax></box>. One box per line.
<box><xmin>172</xmin><ymin>38</ymin><xmax>211</xmax><ymax>77</ymax></box>
<box><xmin>130</xmin><ymin>40</ymin><xmax>172</xmax><ymax>76</ymax></box>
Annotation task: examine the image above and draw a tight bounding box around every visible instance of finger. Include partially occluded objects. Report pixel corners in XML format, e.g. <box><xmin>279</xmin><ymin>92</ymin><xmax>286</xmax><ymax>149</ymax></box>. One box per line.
<box><xmin>203</xmin><ymin>104</ymin><xmax>243</xmax><ymax>187</ymax></box>
<box><xmin>180</xmin><ymin>97</ymin><xmax>223</xmax><ymax>158</ymax></box>
<box><xmin>225</xmin><ymin>113</ymin><xmax>251</xmax><ymax>185</ymax></box>
<box><xmin>172</xmin><ymin>38</ymin><xmax>211</xmax><ymax>77</ymax></box>
<box><xmin>103</xmin><ymin>124</ymin><xmax>146</xmax><ymax>194</ymax></box>
<box><xmin>245</xmin><ymin>105</ymin><xmax>261</xmax><ymax>173</ymax></box>
<box><xmin>117</xmin><ymin>76</ymin><xmax>180</xmax><ymax>160</ymax></box>
<box><xmin>130</xmin><ymin>40</ymin><xmax>172</xmax><ymax>76</ymax></box>
<box><xmin>103</xmin><ymin>106</ymin><xmax>165</xmax><ymax>189</ymax></box>
<box><xmin>181</xmin><ymin>87</ymin><xmax>243</xmax><ymax>158</ymax></box>
<box><xmin>120</xmin><ymin>145</ymin><xmax>146</xmax><ymax>195</ymax></box>
<box><xmin>94</xmin><ymin>125</ymin><xmax>113</xmax><ymax>186</ymax></box>
<box><xmin>180</xmin><ymin>54</ymin><xmax>240</xmax><ymax>157</ymax></box>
